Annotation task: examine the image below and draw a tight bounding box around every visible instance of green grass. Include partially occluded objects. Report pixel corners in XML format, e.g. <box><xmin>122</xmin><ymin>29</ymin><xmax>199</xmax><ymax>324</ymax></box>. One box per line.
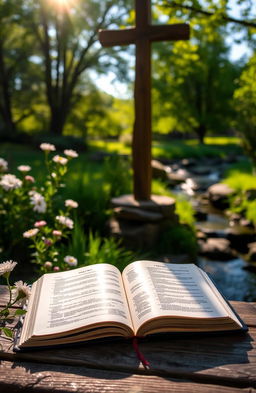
<box><xmin>1</xmin><ymin>138</ymin><xmax>240</xmax><ymax>262</ymax></box>
<box><xmin>89</xmin><ymin>136</ymin><xmax>243</xmax><ymax>160</ymax></box>
<box><xmin>223</xmin><ymin>159</ymin><xmax>256</xmax><ymax>191</ymax></box>
<box><xmin>89</xmin><ymin>140</ymin><xmax>131</xmax><ymax>155</ymax></box>
<box><xmin>222</xmin><ymin>158</ymin><xmax>256</xmax><ymax>226</ymax></box>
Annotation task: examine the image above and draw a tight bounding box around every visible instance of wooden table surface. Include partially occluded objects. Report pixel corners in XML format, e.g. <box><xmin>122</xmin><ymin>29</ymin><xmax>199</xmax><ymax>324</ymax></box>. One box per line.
<box><xmin>0</xmin><ymin>285</ymin><xmax>256</xmax><ymax>392</ymax></box>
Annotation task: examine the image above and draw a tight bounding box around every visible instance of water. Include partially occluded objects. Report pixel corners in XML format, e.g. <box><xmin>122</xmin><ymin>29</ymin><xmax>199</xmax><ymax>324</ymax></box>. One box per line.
<box><xmin>169</xmin><ymin>164</ymin><xmax>256</xmax><ymax>301</ymax></box>
<box><xmin>198</xmin><ymin>257</ymin><xmax>256</xmax><ymax>301</ymax></box>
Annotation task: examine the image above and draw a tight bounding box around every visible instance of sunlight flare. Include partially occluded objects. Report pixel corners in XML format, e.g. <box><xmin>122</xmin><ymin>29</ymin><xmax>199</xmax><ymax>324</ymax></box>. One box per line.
<box><xmin>48</xmin><ymin>0</ymin><xmax>77</xmax><ymax>13</ymax></box>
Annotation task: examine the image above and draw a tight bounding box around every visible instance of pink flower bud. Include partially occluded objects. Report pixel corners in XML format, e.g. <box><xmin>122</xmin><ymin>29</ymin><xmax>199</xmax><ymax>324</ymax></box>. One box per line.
<box><xmin>34</xmin><ymin>220</ymin><xmax>47</xmax><ymax>228</ymax></box>
<box><xmin>44</xmin><ymin>239</ymin><xmax>52</xmax><ymax>246</ymax></box>
<box><xmin>53</xmin><ymin>230</ymin><xmax>62</xmax><ymax>237</ymax></box>
<box><xmin>53</xmin><ymin>266</ymin><xmax>60</xmax><ymax>272</ymax></box>
<box><xmin>25</xmin><ymin>175</ymin><xmax>35</xmax><ymax>183</ymax></box>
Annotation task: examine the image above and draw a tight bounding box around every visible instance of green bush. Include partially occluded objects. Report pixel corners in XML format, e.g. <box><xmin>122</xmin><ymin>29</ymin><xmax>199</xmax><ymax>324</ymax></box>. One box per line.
<box><xmin>156</xmin><ymin>225</ymin><xmax>198</xmax><ymax>260</ymax></box>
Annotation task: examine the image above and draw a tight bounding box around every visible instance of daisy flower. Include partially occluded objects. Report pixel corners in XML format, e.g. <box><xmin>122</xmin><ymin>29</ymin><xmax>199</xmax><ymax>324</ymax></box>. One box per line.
<box><xmin>0</xmin><ymin>158</ymin><xmax>8</xmax><ymax>172</ymax></box>
<box><xmin>17</xmin><ymin>165</ymin><xmax>31</xmax><ymax>172</ymax></box>
<box><xmin>65</xmin><ymin>199</ymin><xmax>78</xmax><ymax>208</ymax></box>
<box><xmin>0</xmin><ymin>174</ymin><xmax>22</xmax><ymax>191</ymax></box>
<box><xmin>53</xmin><ymin>155</ymin><xmax>68</xmax><ymax>165</ymax></box>
<box><xmin>64</xmin><ymin>255</ymin><xmax>78</xmax><ymax>267</ymax></box>
<box><xmin>0</xmin><ymin>260</ymin><xmax>17</xmax><ymax>277</ymax></box>
<box><xmin>64</xmin><ymin>149</ymin><xmax>78</xmax><ymax>158</ymax></box>
<box><xmin>29</xmin><ymin>191</ymin><xmax>47</xmax><ymax>213</ymax></box>
<box><xmin>40</xmin><ymin>143</ymin><xmax>56</xmax><ymax>152</ymax></box>
<box><xmin>56</xmin><ymin>215</ymin><xmax>74</xmax><ymax>229</ymax></box>
<box><xmin>14</xmin><ymin>281</ymin><xmax>31</xmax><ymax>306</ymax></box>
<box><xmin>23</xmin><ymin>228</ymin><xmax>39</xmax><ymax>238</ymax></box>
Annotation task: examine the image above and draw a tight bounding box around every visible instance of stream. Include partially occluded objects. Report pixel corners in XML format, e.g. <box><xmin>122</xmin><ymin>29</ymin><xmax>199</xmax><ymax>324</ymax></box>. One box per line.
<box><xmin>170</xmin><ymin>159</ymin><xmax>256</xmax><ymax>302</ymax></box>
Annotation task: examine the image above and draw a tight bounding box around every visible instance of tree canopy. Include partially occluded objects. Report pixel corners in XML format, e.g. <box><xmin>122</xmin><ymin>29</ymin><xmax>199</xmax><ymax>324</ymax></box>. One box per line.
<box><xmin>0</xmin><ymin>0</ymin><xmax>255</xmax><ymax>147</ymax></box>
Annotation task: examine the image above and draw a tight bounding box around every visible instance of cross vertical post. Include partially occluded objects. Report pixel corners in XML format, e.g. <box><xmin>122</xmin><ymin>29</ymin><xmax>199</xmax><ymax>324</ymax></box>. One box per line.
<box><xmin>133</xmin><ymin>0</ymin><xmax>152</xmax><ymax>200</ymax></box>
<box><xmin>99</xmin><ymin>0</ymin><xmax>189</xmax><ymax>200</ymax></box>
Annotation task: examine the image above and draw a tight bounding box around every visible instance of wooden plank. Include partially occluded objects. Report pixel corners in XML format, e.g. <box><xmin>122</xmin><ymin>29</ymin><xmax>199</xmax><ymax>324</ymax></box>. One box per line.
<box><xmin>0</xmin><ymin>298</ymin><xmax>256</xmax><ymax>387</ymax></box>
<box><xmin>1</xmin><ymin>328</ymin><xmax>256</xmax><ymax>388</ymax></box>
<box><xmin>0</xmin><ymin>285</ymin><xmax>20</xmax><ymax>309</ymax></box>
<box><xmin>0</xmin><ymin>285</ymin><xmax>9</xmax><ymax>305</ymax></box>
<box><xmin>0</xmin><ymin>360</ymin><xmax>255</xmax><ymax>393</ymax></box>
<box><xmin>231</xmin><ymin>302</ymin><xmax>256</xmax><ymax>327</ymax></box>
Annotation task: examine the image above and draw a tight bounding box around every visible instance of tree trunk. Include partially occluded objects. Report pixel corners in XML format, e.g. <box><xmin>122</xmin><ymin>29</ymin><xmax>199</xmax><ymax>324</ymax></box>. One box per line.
<box><xmin>197</xmin><ymin>123</ymin><xmax>206</xmax><ymax>144</ymax></box>
<box><xmin>49</xmin><ymin>108</ymin><xmax>67</xmax><ymax>135</ymax></box>
<box><xmin>0</xmin><ymin>41</ymin><xmax>16</xmax><ymax>137</ymax></box>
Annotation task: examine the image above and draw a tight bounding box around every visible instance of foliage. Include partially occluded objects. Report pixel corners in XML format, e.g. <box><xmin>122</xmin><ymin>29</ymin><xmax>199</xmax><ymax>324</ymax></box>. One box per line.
<box><xmin>152</xmin><ymin>1</ymin><xmax>241</xmax><ymax>143</ymax></box>
<box><xmin>233</xmin><ymin>54</ymin><xmax>256</xmax><ymax>170</ymax></box>
<box><xmin>103</xmin><ymin>155</ymin><xmax>132</xmax><ymax>197</ymax></box>
<box><xmin>0</xmin><ymin>260</ymin><xmax>30</xmax><ymax>344</ymax></box>
<box><xmin>89</xmin><ymin>136</ymin><xmax>243</xmax><ymax>160</ymax></box>
<box><xmin>0</xmin><ymin>143</ymin><xmax>80</xmax><ymax>274</ymax></box>
<box><xmin>59</xmin><ymin>221</ymin><xmax>135</xmax><ymax>272</ymax></box>
<box><xmin>156</xmin><ymin>225</ymin><xmax>198</xmax><ymax>259</ymax></box>
<box><xmin>152</xmin><ymin>178</ymin><xmax>196</xmax><ymax>226</ymax></box>
<box><xmin>223</xmin><ymin>159</ymin><xmax>256</xmax><ymax>226</ymax></box>
<box><xmin>23</xmin><ymin>0</ymin><xmax>132</xmax><ymax>135</ymax></box>
<box><xmin>84</xmin><ymin>232</ymin><xmax>135</xmax><ymax>271</ymax></box>
<box><xmin>152</xmin><ymin>178</ymin><xmax>197</xmax><ymax>257</ymax></box>
<box><xmin>0</xmin><ymin>0</ymin><xmax>42</xmax><ymax>136</ymax></box>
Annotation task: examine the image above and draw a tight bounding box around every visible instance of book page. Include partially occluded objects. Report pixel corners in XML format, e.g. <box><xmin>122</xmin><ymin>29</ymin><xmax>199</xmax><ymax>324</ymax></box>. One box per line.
<box><xmin>29</xmin><ymin>264</ymin><xmax>133</xmax><ymax>337</ymax></box>
<box><xmin>122</xmin><ymin>260</ymin><xmax>231</xmax><ymax>332</ymax></box>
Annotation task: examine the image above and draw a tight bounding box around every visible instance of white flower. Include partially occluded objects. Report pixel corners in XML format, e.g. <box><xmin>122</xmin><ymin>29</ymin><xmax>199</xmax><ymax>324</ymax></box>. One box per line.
<box><xmin>56</xmin><ymin>215</ymin><xmax>74</xmax><ymax>229</ymax></box>
<box><xmin>44</xmin><ymin>261</ymin><xmax>53</xmax><ymax>269</ymax></box>
<box><xmin>64</xmin><ymin>149</ymin><xmax>78</xmax><ymax>158</ymax></box>
<box><xmin>0</xmin><ymin>158</ymin><xmax>8</xmax><ymax>172</ymax></box>
<box><xmin>53</xmin><ymin>155</ymin><xmax>68</xmax><ymax>165</ymax></box>
<box><xmin>0</xmin><ymin>174</ymin><xmax>22</xmax><ymax>191</ymax></box>
<box><xmin>17</xmin><ymin>165</ymin><xmax>31</xmax><ymax>172</ymax></box>
<box><xmin>40</xmin><ymin>143</ymin><xmax>56</xmax><ymax>152</ymax></box>
<box><xmin>0</xmin><ymin>260</ymin><xmax>17</xmax><ymax>276</ymax></box>
<box><xmin>14</xmin><ymin>280</ymin><xmax>31</xmax><ymax>306</ymax></box>
<box><xmin>29</xmin><ymin>191</ymin><xmax>47</xmax><ymax>213</ymax></box>
<box><xmin>23</xmin><ymin>228</ymin><xmax>39</xmax><ymax>238</ymax></box>
<box><xmin>64</xmin><ymin>255</ymin><xmax>78</xmax><ymax>267</ymax></box>
<box><xmin>65</xmin><ymin>199</ymin><xmax>78</xmax><ymax>208</ymax></box>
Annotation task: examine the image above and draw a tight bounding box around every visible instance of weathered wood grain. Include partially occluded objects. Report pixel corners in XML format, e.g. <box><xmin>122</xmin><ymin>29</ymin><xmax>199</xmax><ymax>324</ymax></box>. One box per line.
<box><xmin>0</xmin><ymin>285</ymin><xmax>20</xmax><ymax>308</ymax></box>
<box><xmin>1</xmin><ymin>296</ymin><xmax>256</xmax><ymax>389</ymax></box>
<box><xmin>231</xmin><ymin>302</ymin><xmax>256</xmax><ymax>327</ymax></box>
<box><xmin>0</xmin><ymin>285</ymin><xmax>10</xmax><ymax>306</ymax></box>
<box><xmin>1</xmin><ymin>328</ymin><xmax>256</xmax><ymax>387</ymax></box>
<box><xmin>0</xmin><ymin>360</ymin><xmax>255</xmax><ymax>393</ymax></box>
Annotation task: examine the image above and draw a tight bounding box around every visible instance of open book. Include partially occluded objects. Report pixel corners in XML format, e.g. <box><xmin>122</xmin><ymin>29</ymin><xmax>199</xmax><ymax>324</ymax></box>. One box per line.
<box><xmin>15</xmin><ymin>260</ymin><xmax>247</xmax><ymax>350</ymax></box>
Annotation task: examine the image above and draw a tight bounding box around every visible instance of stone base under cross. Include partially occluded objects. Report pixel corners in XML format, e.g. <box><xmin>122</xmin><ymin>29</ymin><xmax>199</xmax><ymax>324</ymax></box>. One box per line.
<box><xmin>108</xmin><ymin>194</ymin><xmax>179</xmax><ymax>250</ymax></box>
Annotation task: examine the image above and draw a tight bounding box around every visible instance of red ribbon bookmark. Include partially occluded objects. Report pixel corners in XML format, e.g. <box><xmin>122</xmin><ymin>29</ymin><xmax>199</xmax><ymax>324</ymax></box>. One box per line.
<box><xmin>132</xmin><ymin>337</ymin><xmax>150</xmax><ymax>369</ymax></box>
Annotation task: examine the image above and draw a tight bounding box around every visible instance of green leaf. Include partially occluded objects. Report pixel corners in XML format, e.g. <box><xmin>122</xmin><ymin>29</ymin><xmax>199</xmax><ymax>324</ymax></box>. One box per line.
<box><xmin>14</xmin><ymin>309</ymin><xmax>27</xmax><ymax>316</ymax></box>
<box><xmin>2</xmin><ymin>327</ymin><xmax>13</xmax><ymax>338</ymax></box>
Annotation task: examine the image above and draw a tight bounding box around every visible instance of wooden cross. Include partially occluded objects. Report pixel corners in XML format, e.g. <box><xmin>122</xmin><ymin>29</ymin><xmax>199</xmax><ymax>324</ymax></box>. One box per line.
<box><xmin>99</xmin><ymin>0</ymin><xmax>189</xmax><ymax>200</ymax></box>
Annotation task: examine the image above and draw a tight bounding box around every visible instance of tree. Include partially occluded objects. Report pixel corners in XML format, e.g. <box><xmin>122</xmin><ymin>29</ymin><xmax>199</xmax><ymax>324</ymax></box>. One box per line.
<box><xmin>23</xmin><ymin>0</ymin><xmax>131</xmax><ymax>136</ymax></box>
<box><xmin>152</xmin><ymin>1</ymin><xmax>241</xmax><ymax>143</ymax></box>
<box><xmin>233</xmin><ymin>54</ymin><xmax>256</xmax><ymax>171</ymax></box>
<box><xmin>0</xmin><ymin>0</ymin><xmax>39</xmax><ymax>137</ymax></box>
